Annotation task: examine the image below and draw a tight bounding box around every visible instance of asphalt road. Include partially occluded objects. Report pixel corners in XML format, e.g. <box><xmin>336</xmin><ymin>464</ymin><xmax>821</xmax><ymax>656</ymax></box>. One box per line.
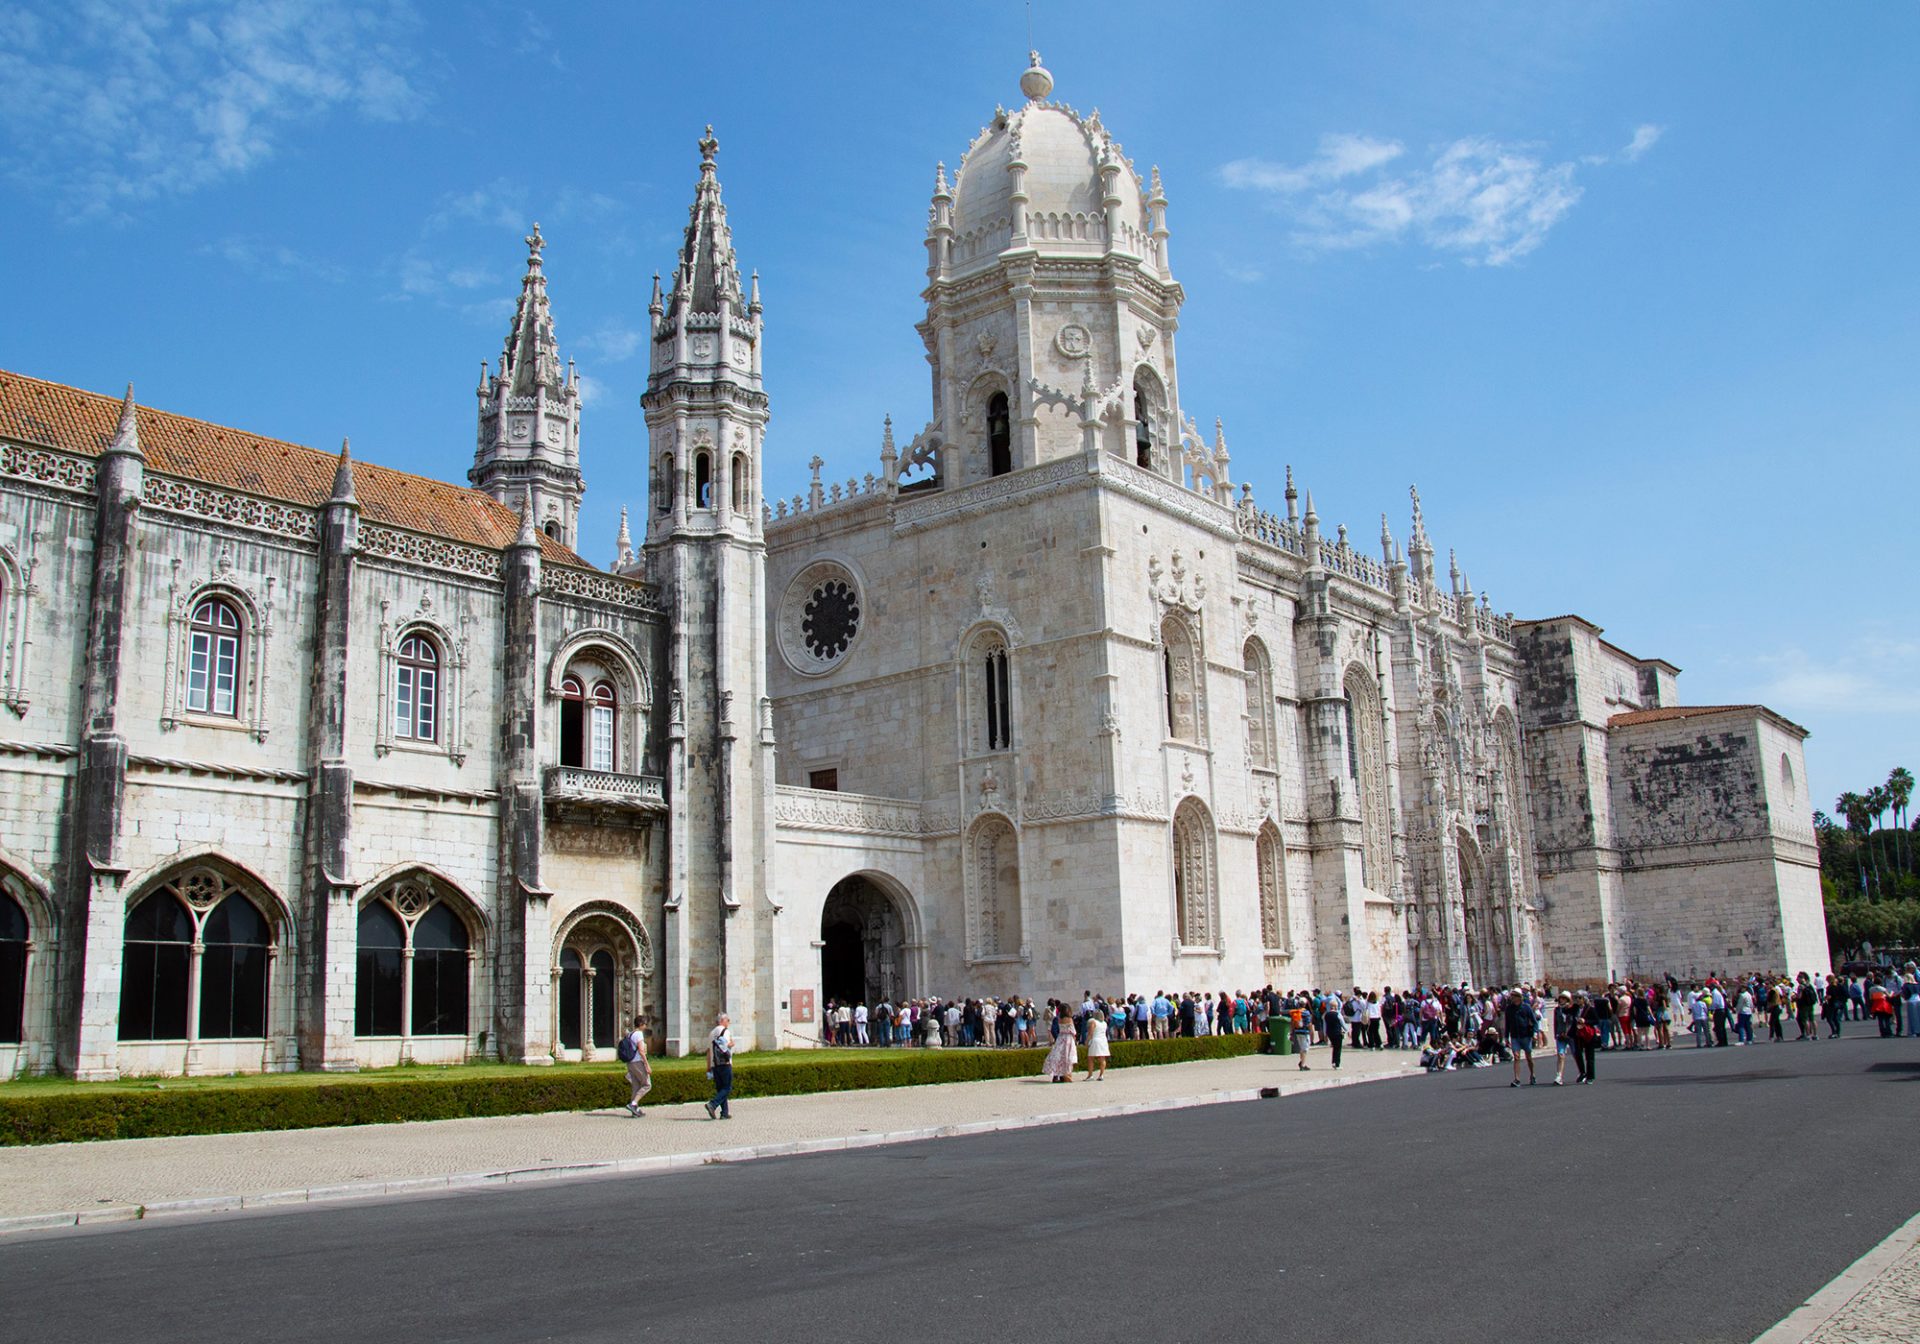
<box><xmin>4</xmin><ymin>1037</ymin><xmax>1917</xmax><ymax>1344</ymax></box>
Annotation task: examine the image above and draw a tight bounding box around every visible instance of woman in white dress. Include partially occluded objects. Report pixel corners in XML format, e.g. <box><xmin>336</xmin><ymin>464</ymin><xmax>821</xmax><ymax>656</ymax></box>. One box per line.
<box><xmin>1041</xmin><ymin>1006</ymin><xmax>1077</xmax><ymax>1082</ymax></box>
<box><xmin>1082</xmin><ymin>1007</ymin><xmax>1111</xmax><ymax>1081</ymax></box>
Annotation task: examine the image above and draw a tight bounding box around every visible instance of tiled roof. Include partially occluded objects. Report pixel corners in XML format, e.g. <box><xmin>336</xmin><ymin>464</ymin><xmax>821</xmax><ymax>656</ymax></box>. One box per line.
<box><xmin>1608</xmin><ymin>704</ymin><xmax>1808</xmax><ymax>738</ymax></box>
<box><xmin>0</xmin><ymin>370</ymin><xmax>593</xmax><ymax>569</ymax></box>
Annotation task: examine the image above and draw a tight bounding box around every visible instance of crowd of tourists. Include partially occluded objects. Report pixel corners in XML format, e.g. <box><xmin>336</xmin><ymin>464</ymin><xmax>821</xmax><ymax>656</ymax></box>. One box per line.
<box><xmin>815</xmin><ymin>962</ymin><xmax>1920</xmax><ymax>1086</ymax></box>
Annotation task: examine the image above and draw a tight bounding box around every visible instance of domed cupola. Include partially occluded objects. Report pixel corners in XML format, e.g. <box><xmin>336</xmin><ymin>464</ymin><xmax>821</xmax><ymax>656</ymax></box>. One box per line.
<box><xmin>936</xmin><ymin>52</ymin><xmax>1160</xmax><ymax>280</ymax></box>
<box><xmin>916</xmin><ymin>54</ymin><xmax>1184</xmax><ymax>486</ymax></box>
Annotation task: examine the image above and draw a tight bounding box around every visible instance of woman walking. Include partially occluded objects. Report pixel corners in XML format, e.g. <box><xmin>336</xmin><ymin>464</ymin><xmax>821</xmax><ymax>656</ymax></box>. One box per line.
<box><xmin>1041</xmin><ymin>1006</ymin><xmax>1077</xmax><ymax>1082</ymax></box>
<box><xmin>1083</xmin><ymin>1005</ymin><xmax>1111</xmax><ymax>1081</ymax></box>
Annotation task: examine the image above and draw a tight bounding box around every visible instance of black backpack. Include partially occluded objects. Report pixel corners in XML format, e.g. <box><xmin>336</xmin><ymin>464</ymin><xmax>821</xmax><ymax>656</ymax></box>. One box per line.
<box><xmin>616</xmin><ymin>1032</ymin><xmax>639</xmax><ymax>1063</ymax></box>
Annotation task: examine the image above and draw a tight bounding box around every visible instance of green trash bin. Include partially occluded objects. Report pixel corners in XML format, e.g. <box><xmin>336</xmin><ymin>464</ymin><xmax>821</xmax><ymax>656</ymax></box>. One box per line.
<box><xmin>1268</xmin><ymin>1015</ymin><xmax>1292</xmax><ymax>1057</ymax></box>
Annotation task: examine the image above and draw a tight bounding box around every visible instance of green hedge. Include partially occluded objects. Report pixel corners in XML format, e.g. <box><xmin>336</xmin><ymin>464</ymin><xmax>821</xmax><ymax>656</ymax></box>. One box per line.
<box><xmin>0</xmin><ymin>1032</ymin><xmax>1261</xmax><ymax>1146</ymax></box>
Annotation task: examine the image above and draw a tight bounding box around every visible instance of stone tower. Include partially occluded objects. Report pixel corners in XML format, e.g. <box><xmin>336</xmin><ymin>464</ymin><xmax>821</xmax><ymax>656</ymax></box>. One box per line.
<box><xmin>916</xmin><ymin>52</ymin><xmax>1187</xmax><ymax>486</ymax></box>
<box><xmin>641</xmin><ymin>127</ymin><xmax>777</xmax><ymax>1053</ymax></box>
<box><xmin>471</xmin><ymin>224</ymin><xmax>586</xmax><ymax>550</ymax></box>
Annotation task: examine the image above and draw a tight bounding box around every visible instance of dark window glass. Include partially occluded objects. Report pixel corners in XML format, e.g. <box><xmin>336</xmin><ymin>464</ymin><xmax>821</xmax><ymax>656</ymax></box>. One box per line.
<box><xmin>560</xmin><ymin>675</ymin><xmax>585</xmax><ymax>768</ymax></box>
<box><xmin>1134</xmin><ymin>386</ymin><xmax>1153</xmax><ymax>469</ymax></box>
<box><xmin>695</xmin><ymin>453</ymin><xmax>713</xmax><ymax>509</ymax></box>
<box><xmin>558</xmin><ymin>948</ymin><xmax>583</xmax><ymax>1050</ymax></box>
<box><xmin>590</xmin><ymin>950</ymin><xmax>617</xmax><ymax>1048</ymax></box>
<box><xmin>988</xmin><ymin>392</ymin><xmax>1012</xmax><ymax>477</ymax></box>
<box><xmin>984</xmin><ymin>647</ymin><xmax>1012</xmax><ymax>750</ymax></box>
<box><xmin>808</xmin><ymin>768</ymin><xmax>838</xmax><ymax>791</ymax></box>
<box><xmin>0</xmin><ymin>890</ymin><xmax>25</xmax><ymax>1045</ymax></box>
<box><xmin>200</xmin><ymin>894</ymin><xmax>270</xmax><ymax>1039</ymax></box>
<box><xmin>411</xmin><ymin>903</ymin><xmax>469</xmax><ymax>1037</ymax></box>
<box><xmin>120</xmin><ymin>892</ymin><xmax>193</xmax><ymax>1041</ymax></box>
<box><xmin>1164</xmin><ymin>647</ymin><xmax>1177</xmax><ymax>737</ymax></box>
<box><xmin>1345</xmin><ymin>700</ymin><xmax>1360</xmax><ymax>779</ymax></box>
<box><xmin>355</xmin><ymin>903</ymin><xmax>405</xmax><ymax>1036</ymax></box>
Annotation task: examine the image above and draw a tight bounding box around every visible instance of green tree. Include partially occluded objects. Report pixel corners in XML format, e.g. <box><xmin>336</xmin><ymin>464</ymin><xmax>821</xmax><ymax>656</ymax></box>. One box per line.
<box><xmin>1888</xmin><ymin>767</ymin><xmax>1914</xmax><ymax>873</ymax></box>
<box><xmin>1838</xmin><ymin>791</ymin><xmax>1876</xmax><ymax>895</ymax></box>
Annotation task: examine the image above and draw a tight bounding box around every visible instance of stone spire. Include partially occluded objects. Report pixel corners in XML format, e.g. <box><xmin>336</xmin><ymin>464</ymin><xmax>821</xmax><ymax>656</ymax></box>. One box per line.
<box><xmin>106</xmin><ymin>383</ymin><xmax>143</xmax><ymax>459</ymax></box>
<box><xmin>667</xmin><ymin>126</ymin><xmax>746</xmax><ymax>316</ymax></box>
<box><xmin>614</xmin><ymin>506</ymin><xmax>632</xmax><ymax>567</ymax></box>
<box><xmin>472</xmin><ymin>225</ymin><xmax>585</xmax><ymax>550</ymax></box>
<box><xmin>502</xmin><ymin>224</ymin><xmax>567</xmax><ymax>396</ymax></box>
<box><xmin>1408</xmin><ymin>485</ymin><xmax>1435</xmax><ymax>585</ymax></box>
<box><xmin>330</xmin><ymin>437</ymin><xmax>357</xmax><ymax>506</ymax></box>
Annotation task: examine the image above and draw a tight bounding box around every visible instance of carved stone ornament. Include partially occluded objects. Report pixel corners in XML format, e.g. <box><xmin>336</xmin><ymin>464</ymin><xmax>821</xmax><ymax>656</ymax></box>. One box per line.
<box><xmin>1055</xmin><ymin>323</ymin><xmax>1092</xmax><ymax>359</ymax></box>
<box><xmin>777</xmin><ymin>559</ymin><xmax>865</xmax><ymax>677</ymax></box>
<box><xmin>1137</xmin><ymin>326</ymin><xmax>1156</xmax><ymax>349</ymax></box>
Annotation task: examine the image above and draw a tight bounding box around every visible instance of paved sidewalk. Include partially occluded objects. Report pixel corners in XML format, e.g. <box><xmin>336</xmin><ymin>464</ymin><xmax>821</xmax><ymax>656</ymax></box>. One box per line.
<box><xmin>0</xmin><ymin>1046</ymin><xmax>1420</xmax><ymax>1231</ymax></box>
<box><xmin>1755</xmin><ymin>1209</ymin><xmax>1920</xmax><ymax>1344</ymax></box>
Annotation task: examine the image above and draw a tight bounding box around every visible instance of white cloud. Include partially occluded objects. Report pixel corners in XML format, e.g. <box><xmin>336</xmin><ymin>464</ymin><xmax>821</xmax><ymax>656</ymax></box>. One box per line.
<box><xmin>202</xmin><ymin>235</ymin><xmax>345</xmax><ymax>282</ymax></box>
<box><xmin>0</xmin><ymin>0</ymin><xmax>426</xmax><ymax>220</ymax></box>
<box><xmin>578</xmin><ymin>324</ymin><xmax>644</xmax><ymax>362</ymax></box>
<box><xmin>1743</xmin><ymin>639</ymin><xmax>1920</xmax><ymax>718</ymax></box>
<box><xmin>574</xmin><ymin>373</ymin><xmax>606</xmax><ymax>407</ymax></box>
<box><xmin>395</xmin><ymin>252</ymin><xmax>499</xmax><ymax>300</ymax></box>
<box><xmin>1222</xmin><ymin>126</ymin><xmax>1663</xmax><ymax>266</ymax></box>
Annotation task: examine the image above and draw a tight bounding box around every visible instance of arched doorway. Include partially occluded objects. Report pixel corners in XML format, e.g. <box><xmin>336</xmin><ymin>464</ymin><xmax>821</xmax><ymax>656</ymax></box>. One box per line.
<box><xmin>820</xmin><ymin>875</ymin><xmax>910</xmax><ymax>1005</ymax></box>
<box><xmin>550</xmin><ymin>903</ymin><xmax>652</xmax><ymax>1060</ymax></box>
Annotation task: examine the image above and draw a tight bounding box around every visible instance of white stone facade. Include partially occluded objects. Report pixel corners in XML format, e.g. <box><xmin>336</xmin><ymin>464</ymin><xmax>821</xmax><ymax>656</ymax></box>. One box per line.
<box><xmin>0</xmin><ymin>57</ymin><xmax>1827</xmax><ymax>1077</ymax></box>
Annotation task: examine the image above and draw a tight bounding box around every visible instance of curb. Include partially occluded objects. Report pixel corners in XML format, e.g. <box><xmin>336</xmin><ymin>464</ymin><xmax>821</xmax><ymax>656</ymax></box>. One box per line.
<box><xmin>1751</xmin><ymin>1207</ymin><xmax>1920</xmax><ymax>1344</ymax></box>
<box><xmin>0</xmin><ymin>1061</ymin><xmax>1415</xmax><ymax>1238</ymax></box>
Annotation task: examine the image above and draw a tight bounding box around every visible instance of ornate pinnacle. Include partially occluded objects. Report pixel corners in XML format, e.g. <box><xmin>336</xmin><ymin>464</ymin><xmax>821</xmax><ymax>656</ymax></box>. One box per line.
<box><xmin>525</xmin><ymin>222</ymin><xmax>545</xmax><ymax>267</ymax></box>
<box><xmin>699</xmin><ymin>124</ymin><xmax>718</xmax><ymax>164</ymax></box>
<box><xmin>880</xmin><ymin>414</ymin><xmax>897</xmax><ymax>461</ymax></box>
<box><xmin>107</xmin><ymin>382</ymin><xmax>143</xmax><ymax>458</ymax></box>
<box><xmin>330</xmin><ymin>437</ymin><xmax>357</xmax><ymax>505</ymax></box>
<box><xmin>514</xmin><ymin>488</ymin><xmax>539</xmax><ymax>548</ymax></box>
<box><xmin>934</xmin><ymin>161</ymin><xmax>951</xmax><ymax>196</ymax></box>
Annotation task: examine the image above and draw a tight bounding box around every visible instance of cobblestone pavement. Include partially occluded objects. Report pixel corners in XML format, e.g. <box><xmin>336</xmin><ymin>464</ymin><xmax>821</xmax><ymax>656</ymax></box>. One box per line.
<box><xmin>0</xmin><ymin>1045</ymin><xmax>1417</xmax><ymax>1224</ymax></box>
<box><xmin>1758</xmin><ymin>1211</ymin><xmax>1920</xmax><ymax>1344</ymax></box>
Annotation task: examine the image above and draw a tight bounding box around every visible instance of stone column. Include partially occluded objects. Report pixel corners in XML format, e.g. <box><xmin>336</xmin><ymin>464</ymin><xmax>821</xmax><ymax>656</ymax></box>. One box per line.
<box><xmin>62</xmin><ymin>390</ymin><xmax>144</xmax><ymax>1079</ymax></box>
<box><xmin>495</xmin><ymin>504</ymin><xmax>552</xmax><ymax>1063</ymax></box>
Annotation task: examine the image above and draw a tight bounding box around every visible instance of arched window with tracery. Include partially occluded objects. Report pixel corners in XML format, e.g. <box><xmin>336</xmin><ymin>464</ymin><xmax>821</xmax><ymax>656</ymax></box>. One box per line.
<box><xmin>968</xmin><ymin>815</ymin><xmax>1023</xmax><ymax>960</ymax></box>
<box><xmin>394</xmin><ymin>634</ymin><xmax>439</xmax><ymax>743</ymax></box>
<box><xmin>120</xmin><ymin>867</ymin><xmax>275</xmax><ymax>1042</ymax></box>
<box><xmin>0</xmin><ymin>886</ymin><xmax>25</xmax><ymax>1045</ymax></box>
<box><xmin>1257</xmin><ymin>822</ymin><xmax>1287</xmax><ymax>952</ymax></box>
<box><xmin>1161</xmin><ymin>614</ymin><xmax>1202</xmax><ymax>743</ymax></box>
<box><xmin>589</xmin><ymin>681</ymin><xmax>617</xmax><ymax>772</ymax></box>
<box><xmin>966</xmin><ymin>629</ymin><xmax>1013</xmax><ymax>754</ymax></box>
<box><xmin>1243</xmin><ymin>638</ymin><xmax>1276</xmax><ymax>771</ymax></box>
<box><xmin>355</xmin><ymin>878</ymin><xmax>473</xmax><ymax>1040</ymax></box>
<box><xmin>1343</xmin><ymin>665</ymin><xmax>1392</xmax><ymax>892</ymax></box>
<box><xmin>186</xmin><ymin>597</ymin><xmax>243</xmax><ymax>717</ymax></box>
<box><xmin>987</xmin><ymin>391</ymin><xmax>1012</xmax><ymax>477</ymax></box>
<box><xmin>1172</xmin><ymin>797</ymin><xmax>1218</xmax><ymax>949</ymax></box>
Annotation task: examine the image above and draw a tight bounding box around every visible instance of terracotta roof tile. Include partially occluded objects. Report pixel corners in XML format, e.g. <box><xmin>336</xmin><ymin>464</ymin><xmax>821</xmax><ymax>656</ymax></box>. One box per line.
<box><xmin>0</xmin><ymin>370</ymin><xmax>593</xmax><ymax>569</ymax></box>
<box><xmin>1608</xmin><ymin>705</ymin><xmax>1761</xmax><ymax>728</ymax></box>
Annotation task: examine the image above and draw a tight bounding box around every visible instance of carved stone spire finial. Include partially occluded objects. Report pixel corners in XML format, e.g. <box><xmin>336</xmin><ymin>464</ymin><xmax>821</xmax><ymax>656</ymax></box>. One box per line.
<box><xmin>330</xmin><ymin>437</ymin><xmax>357</xmax><ymax>505</ymax></box>
<box><xmin>1020</xmin><ymin>50</ymin><xmax>1053</xmax><ymax>101</ymax></box>
<box><xmin>107</xmin><ymin>383</ymin><xmax>143</xmax><ymax>459</ymax></box>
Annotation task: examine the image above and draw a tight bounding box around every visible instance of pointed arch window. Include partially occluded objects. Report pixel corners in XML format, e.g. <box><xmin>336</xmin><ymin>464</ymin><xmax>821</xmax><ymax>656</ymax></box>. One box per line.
<box><xmin>0</xmin><ymin>887</ymin><xmax>25</xmax><ymax>1045</ymax></box>
<box><xmin>1243</xmin><ymin>639</ymin><xmax>1276</xmax><ymax>771</ymax></box>
<box><xmin>1172</xmin><ymin>798</ymin><xmax>1218</xmax><ymax>950</ymax></box>
<box><xmin>394</xmin><ymin>635</ymin><xmax>439</xmax><ymax>743</ymax></box>
<box><xmin>355</xmin><ymin>880</ymin><xmax>473</xmax><ymax>1039</ymax></box>
<box><xmin>186</xmin><ymin>597</ymin><xmax>243</xmax><ymax>717</ymax></box>
<box><xmin>1134</xmin><ymin>382</ymin><xmax>1153</xmax><ymax>469</ymax></box>
<box><xmin>120</xmin><ymin>869</ymin><xmax>276</xmax><ymax>1042</ymax></box>
<box><xmin>987</xmin><ymin>391</ymin><xmax>1012</xmax><ymax>477</ymax></box>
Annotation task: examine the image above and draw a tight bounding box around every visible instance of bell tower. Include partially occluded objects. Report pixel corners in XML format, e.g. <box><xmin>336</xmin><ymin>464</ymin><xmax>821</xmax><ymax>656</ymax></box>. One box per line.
<box><xmin>472</xmin><ymin>224</ymin><xmax>586</xmax><ymax>549</ymax></box>
<box><xmin>641</xmin><ymin>127</ymin><xmax>776</xmax><ymax>1054</ymax></box>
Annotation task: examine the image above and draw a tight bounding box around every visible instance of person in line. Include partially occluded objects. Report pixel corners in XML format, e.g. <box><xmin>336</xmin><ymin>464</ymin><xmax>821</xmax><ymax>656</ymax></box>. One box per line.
<box><xmin>704</xmin><ymin>1012</ymin><xmax>734</xmax><ymax>1119</ymax></box>
<box><xmin>1322</xmin><ymin>993</ymin><xmax>1345</xmax><ymax>1070</ymax></box>
<box><xmin>1573</xmin><ymin>993</ymin><xmax>1602</xmax><ymax>1084</ymax></box>
<box><xmin>1506</xmin><ymin>987</ymin><xmax>1539</xmax><ymax>1086</ymax></box>
<box><xmin>1083</xmin><ymin>1004</ymin><xmax>1111</xmax><ymax>1081</ymax></box>
<box><xmin>1795</xmin><ymin>972</ymin><xmax>1819</xmax><ymax>1041</ymax></box>
<box><xmin>619</xmin><ymin>1013</ymin><xmax>651</xmax><ymax>1116</ymax></box>
<box><xmin>1551</xmin><ymin>992</ymin><xmax>1579</xmax><ymax>1085</ymax></box>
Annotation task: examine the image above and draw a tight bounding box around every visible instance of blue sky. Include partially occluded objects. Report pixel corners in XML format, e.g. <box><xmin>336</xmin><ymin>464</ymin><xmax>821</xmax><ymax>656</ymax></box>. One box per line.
<box><xmin>2</xmin><ymin>2</ymin><xmax>1914</xmax><ymax>812</ymax></box>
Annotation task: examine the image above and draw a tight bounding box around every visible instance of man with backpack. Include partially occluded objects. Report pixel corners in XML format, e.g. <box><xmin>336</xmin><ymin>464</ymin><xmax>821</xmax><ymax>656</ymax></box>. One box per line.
<box><xmin>1505</xmin><ymin>988</ymin><xmax>1539</xmax><ymax>1086</ymax></box>
<box><xmin>619</xmin><ymin>1014</ymin><xmax>651</xmax><ymax>1117</ymax></box>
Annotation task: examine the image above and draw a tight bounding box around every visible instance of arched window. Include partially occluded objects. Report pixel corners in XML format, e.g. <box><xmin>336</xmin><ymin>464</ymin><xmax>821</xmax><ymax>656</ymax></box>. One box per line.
<box><xmin>558</xmin><ymin>947</ymin><xmax>583</xmax><ymax>1050</ymax></box>
<box><xmin>1257</xmin><ymin>822</ymin><xmax>1287</xmax><ymax>951</ymax></box>
<box><xmin>1172</xmin><ymin>798</ymin><xmax>1218</xmax><ymax>949</ymax></box>
<box><xmin>119</xmin><ymin>890</ymin><xmax>194</xmax><ymax>1041</ymax></box>
<box><xmin>354</xmin><ymin>903</ymin><xmax>405</xmax><ymax>1036</ymax></box>
<box><xmin>543</xmin><ymin>520</ymin><xmax>559</xmax><ymax>540</ymax></box>
<box><xmin>198</xmin><ymin>892</ymin><xmax>270</xmax><ymax>1040</ymax></box>
<box><xmin>969</xmin><ymin>815</ymin><xmax>1023</xmax><ymax>959</ymax></box>
<box><xmin>186</xmin><ymin>597</ymin><xmax>243</xmax><ymax>717</ymax></box>
<box><xmin>695</xmin><ymin>452</ymin><xmax>713</xmax><ymax>509</ymax></box>
<box><xmin>657</xmin><ymin>454</ymin><xmax>674</xmax><ymax>514</ymax></box>
<box><xmin>987</xmin><ymin>391</ymin><xmax>1012</xmax><ymax>477</ymax></box>
<box><xmin>1161</xmin><ymin>614</ymin><xmax>1201</xmax><ymax>742</ymax></box>
<box><xmin>394</xmin><ymin>634</ymin><xmax>439</xmax><ymax>743</ymax></box>
<box><xmin>975</xmin><ymin>637</ymin><xmax>1012</xmax><ymax>752</ymax></box>
<box><xmin>1134</xmin><ymin>382</ymin><xmax>1153</xmax><ymax>469</ymax></box>
<box><xmin>411</xmin><ymin>903</ymin><xmax>470</xmax><ymax>1037</ymax></box>
<box><xmin>1344</xmin><ymin>666</ymin><xmax>1392</xmax><ymax>892</ymax></box>
<box><xmin>559</xmin><ymin>675</ymin><xmax>586</xmax><ymax>768</ymax></box>
<box><xmin>355</xmin><ymin>881</ymin><xmax>473</xmax><ymax>1039</ymax></box>
<box><xmin>589</xmin><ymin>681</ymin><xmax>617</xmax><ymax>773</ymax></box>
<box><xmin>1243</xmin><ymin>639</ymin><xmax>1275</xmax><ymax>771</ymax></box>
<box><xmin>1780</xmin><ymin>752</ymin><xmax>1795</xmax><ymax>799</ymax></box>
<box><xmin>731</xmin><ymin>452</ymin><xmax>749</xmax><ymax>513</ymax></box>
<box><xmin>589</xmin><ymin>948</ymin><xmax>617</xmax><ymax>1049</ymax></box>
<box><xmin>0</xmin><ymin>888</ymin><xmax>28</xmax><ymax>1045</ymax></box>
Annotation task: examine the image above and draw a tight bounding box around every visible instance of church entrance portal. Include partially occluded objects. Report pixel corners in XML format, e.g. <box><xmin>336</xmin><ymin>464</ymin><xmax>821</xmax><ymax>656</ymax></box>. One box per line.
<box><xmin>820</xmin><ymin>876</ymin><xmax>908</xmax><ymax>1005</ymax></box>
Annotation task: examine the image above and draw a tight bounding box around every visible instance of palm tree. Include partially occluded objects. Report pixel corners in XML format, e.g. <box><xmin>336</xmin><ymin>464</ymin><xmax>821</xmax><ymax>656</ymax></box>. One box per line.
<box><xmin>1888</xmin><ymin>767</ymin><xmax>1914</xmax><ymax>874</ymax></box>
<box><xmin>1839</xmin><ymin>791</ymin><xmax>1876</xmax><ymax>895</ymax></box>
<box><xmin>1868</xmin><ymin>785</ymin><xmax>1894</xmax><ymax>886</ymax></box>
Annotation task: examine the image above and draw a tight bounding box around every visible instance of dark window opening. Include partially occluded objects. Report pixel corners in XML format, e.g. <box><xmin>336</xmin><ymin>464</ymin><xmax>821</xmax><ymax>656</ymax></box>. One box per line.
<box><xmin>808</xmin><ymin>768</ymin><xmax>839</xmax><ymax>792</ymax></box>
<box><xmin>560</xmin><ymin>676</ymin><xmax>586</xmax><ymax>768</ymax></box>
<box><xmin>355</xmin><ymin>903</ymin><xmax>405</xmax><ymax>1036</ymax></box>
<box><xmin>0</xmin><ymin>890</ymin><xmax>28</xmax><ymax>1044</ymax></box>
<box><xmin>119</xmin><ymin>892</ymin><xmax>193</xmax><ymax>1041</ymax></box>
<box><xmin>198</xmin><ymin>892</ymin><xmax>269</xmax><ymax>1040</ymax></box>
<box><xmin>695</xmin><ymin>452</ymin><xmax>713</xmax><ymax>509</ymax></box>
<box><xmin>1134</xmin><ymin>386</ymin><xmax>1153</xmax><ymax>469</ymax></box>
<box><xmin>984</xmin><ymin>647</ymin><xmax>1012</xmax><ymax>750</ymax></box>
<box><xmin>590</xmin><ymin>949</ymin><xmax>617</xmax><ymax>1049</ymax></box>
<box><xmin>1164</xmin><ymin>646</ymin><xmax>1177</xmax><ymax>737</ymax></box>
<box><xmin>987</xmin><ymin>392</ymin><xmax>1012</xmax><ymax>477</ymax></box>
<box><xmin>543</xmin><ymin>520</ymin><xmax>559</xmax><ymax>539</ymax></box>
<box><xmin>558</xmin><ymin>948</ymin><xmax>583</xmax><ymax>1050</ymax></box>
<box><xmin>411</xmin><ymin>903</ymin><xmax>470</xmax><ymax>1037</ymax></box>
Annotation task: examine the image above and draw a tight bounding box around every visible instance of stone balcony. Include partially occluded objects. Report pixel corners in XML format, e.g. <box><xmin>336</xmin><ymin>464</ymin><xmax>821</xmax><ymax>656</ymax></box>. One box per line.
<box><xmin>542</xmin><ymin>765</ymin><xmax>667</xmax><ymax>814</ymax></box>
